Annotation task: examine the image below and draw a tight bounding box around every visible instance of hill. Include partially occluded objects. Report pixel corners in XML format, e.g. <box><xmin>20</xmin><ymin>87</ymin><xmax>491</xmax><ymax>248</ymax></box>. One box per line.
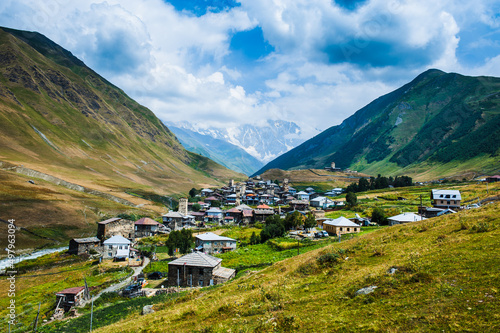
<box><xmin>0</xmin><ymin>26</ymin><xmax>244</xmax><ymax>249</ymax></box>
<box><xmin>167</xmin><ymin>124</ymin><xmax>264</xmax><ymax>175</ymax></box>
<box><xmin>254</xmin><ymin>69</ymin><xmax>500</xmax><ymax>180</ymax></box>
<box><xmin>84</xmin><ymin>201</ymin><xmax>500</xmax><ymax>332</ymax></box>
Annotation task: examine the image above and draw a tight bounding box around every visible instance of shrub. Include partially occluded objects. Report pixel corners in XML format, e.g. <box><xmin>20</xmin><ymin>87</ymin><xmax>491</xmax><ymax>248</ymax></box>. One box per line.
<box><xmin>316</xmin><ymin>252</ymin><xmax>341</xmax><ymax>268</ymax></box>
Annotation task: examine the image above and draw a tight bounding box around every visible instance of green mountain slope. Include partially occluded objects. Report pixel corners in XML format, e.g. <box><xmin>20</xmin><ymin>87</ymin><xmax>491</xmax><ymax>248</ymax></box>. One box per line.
<box><xmin>168</xmin><ymin>125</ymin><xmax>264</xmax><ymax>175</ymax></box>
<box><xmin>254</xmin><ymin>69</ymin><xmax>500</xmax><ymax>180</ymax></box>
<box><xmin>0</xmin><ymin>27</ymin><xmax>244</xmax><ymax>248</ymax></box>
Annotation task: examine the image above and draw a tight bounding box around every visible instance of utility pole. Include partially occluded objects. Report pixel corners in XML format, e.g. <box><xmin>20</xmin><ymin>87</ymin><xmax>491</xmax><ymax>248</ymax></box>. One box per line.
<box><xmin>33</xmin><ymin>302</ymin><xmax>40</xmax><ymax>332</ymax></box>
<box><xmin>90</xmin><ymin>297</ymin><xmax>94</xmax><ymax>332</ymax></box>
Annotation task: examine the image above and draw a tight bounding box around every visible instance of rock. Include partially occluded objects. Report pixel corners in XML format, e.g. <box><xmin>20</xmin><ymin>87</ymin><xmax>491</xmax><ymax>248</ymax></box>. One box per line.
<box><xmin>142</xmin><ymin>305</ymin><xmax>154</xmax><ymax>315</ymax></box>
<box><xmin>355</xmin><ymin>286</ymin><xmax>378</xmax><ymax>296</ymax></box>
<box><xmin>388</xmin><ymin>267</ymin><xmax>398</xmax><ymax>275</ymax></box>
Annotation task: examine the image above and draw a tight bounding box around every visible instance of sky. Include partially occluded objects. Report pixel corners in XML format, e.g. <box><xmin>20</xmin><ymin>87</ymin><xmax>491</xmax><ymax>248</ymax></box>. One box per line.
<box><xmin>1</xmin><ymin>0</ymin><xmax>500</xmax><ymax>140</ymax></box>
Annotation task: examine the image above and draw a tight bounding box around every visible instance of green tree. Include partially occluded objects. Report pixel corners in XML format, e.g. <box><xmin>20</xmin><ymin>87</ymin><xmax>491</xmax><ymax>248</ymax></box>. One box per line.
<box><xmin>249</xmin><ymin>232</ymin><xmax>260</xmax><ymax>245</ymax></box>
<box><xmin>371</xmin><ymin>207</ymin><xmax>388</xmax><ymax>225</ymax></box>
<box><xmin>211</xmin><ymin>200</ymin><xmax>221</xmax><ymax>208</ymax></box>
<box><xmin>304</xmin><ymin>212</ymin><xmax>317</xmax><ymax>230</ymax></box>
<box><xmin>345</xmin><ymin>192</ymin><xmax>357</xmax><ymax>207</ymax></box>
<box><xmin>283</xmin><ymin>211</ymin><xmax>303</xmax><ymax>230</ymax></box>
<box><xmin>189</xmin><ymin>188</ymin><xmax>199</xmax><ymax>198</ymax></box>
<box><xmin>192</xmin><ymin>203</ymin><xmax>201</xmax><ymax>212</ymax></box>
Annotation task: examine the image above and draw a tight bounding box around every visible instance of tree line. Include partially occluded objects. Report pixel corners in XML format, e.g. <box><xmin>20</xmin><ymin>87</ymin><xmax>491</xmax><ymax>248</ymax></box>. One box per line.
<box><xmin>345</xmin><ymin>174</ymin><xmax>412</xmax><ymax>193</ymax></box>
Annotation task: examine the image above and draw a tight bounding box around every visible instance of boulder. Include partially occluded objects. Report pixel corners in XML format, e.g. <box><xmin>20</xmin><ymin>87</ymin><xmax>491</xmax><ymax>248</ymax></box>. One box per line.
<box><xmin>142</xmin><ymin>305</ymin><xmax>154</xmax><ymax>315</ymax></box>
<box><xmin>355</xmin><ymin>285</ymin><xmax>377</xmax><ymax>296</ymax></box>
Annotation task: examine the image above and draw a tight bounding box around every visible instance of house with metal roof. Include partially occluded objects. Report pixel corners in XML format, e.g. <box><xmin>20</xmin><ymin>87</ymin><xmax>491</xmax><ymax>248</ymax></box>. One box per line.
<box><xmin>103</xmin><ymin>235</ymin><xmax>131</xmax><ymax>259</ymax></box>
<box><xmin>296</xmin><ymin>191</ymin><xmax>310</xmax><ymax>201</ymax></box>
<box><xmin>322</xmin><ymin>216</ymin><xmax>361</xmax><ymax>236</ymax></box>
<box><xmin>195</xmin><ymin>232</ymin><xmax>237</xmax><ymax>254</ymax></box>
<box><xmin>167</xmin><ymin>252</ymin><xmax>235</xmax><ymax>287</ymax></box>
<box><xmin>310</xmin><ymin>196</ymin><xmax>335</xmax><ymax>209</ymax></box>
<box><xmin>431</xmin><ymin>189</ymin><xmax>462</xmax><ymax>209</ymax></box>
<box><xmin>135</xmin><ymin>217</ymin><xmax>164</xmax><ymax>238</ymax></box>
<box><xmin>388</xmin><ymin>212</ymin><xmax>426</xmax><ymax>226</ymax></box>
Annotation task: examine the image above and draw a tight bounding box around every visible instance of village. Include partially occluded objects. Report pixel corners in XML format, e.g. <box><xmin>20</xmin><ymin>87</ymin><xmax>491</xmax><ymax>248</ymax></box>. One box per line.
<box><xmin>50</xmin><ymin>170</ymin><xmax>500</xmax><ymax>325</ymax></box>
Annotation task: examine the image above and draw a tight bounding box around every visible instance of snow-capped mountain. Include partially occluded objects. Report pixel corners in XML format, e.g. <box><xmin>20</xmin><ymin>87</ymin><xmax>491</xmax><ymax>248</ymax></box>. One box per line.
<box><xmin>167</xmin><ymin>120</ymin><xmax>308</xmax><ymax>163</ymax></box>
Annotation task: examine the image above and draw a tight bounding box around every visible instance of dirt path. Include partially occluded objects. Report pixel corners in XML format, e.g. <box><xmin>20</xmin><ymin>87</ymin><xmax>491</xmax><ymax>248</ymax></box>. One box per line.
<box><xmin>81</xmin><ymin>256</ymin><xmax>150</xmax><ymax>306</ymax></box>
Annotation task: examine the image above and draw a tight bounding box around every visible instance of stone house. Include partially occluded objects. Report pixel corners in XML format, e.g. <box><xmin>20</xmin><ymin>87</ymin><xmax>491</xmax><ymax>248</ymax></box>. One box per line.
<box><xmin>55</xmin><ymin>286</ymin><xmax>89</xmax><ymax>312</ymax></box>
<box><xmin>68</xmin><ymin>237</ymin><xmax>101</xmax><ymax>255</ymax></box>
<box><xmin>135</xmin><ymin>217</ymin><xmax>163</xmax><ymax>238</ymax></box>
<box><xmin>97</xmin><ymin>217</ymin><xmax>134</xmax><ymax>240</ymax></box>
<box><xmin>167</xmin><ymin>252</ymin><xmax>235</xmax><ymax>287</ymax></box>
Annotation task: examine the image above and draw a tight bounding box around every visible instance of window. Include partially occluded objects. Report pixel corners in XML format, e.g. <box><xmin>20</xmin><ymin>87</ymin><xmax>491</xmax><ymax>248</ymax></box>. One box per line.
<box><xmin>108</xmin><ymin>245</ymin><xmax>112</xmax><ymax>250</ymax></box>
<box><xmin>199</xmin><ymin>269</ymin><xmax>204</xmax><ymax>275</ymax></box>
<box><xmin>124</xmin><ymin>246</ymin><xmax>128</xmax><ymax>250</ymax></box>
<box><xmin>199</xmin><ymin>280</ymin><xmax>203</xmax><ymax>286</ymax></box>
<box><xmin>108</xmin><ymin>252</ymin><xmax>112</xmax><ymax>257</ymax></box>
<box><xmin>452</xmin><ymin>195</ymin><xmax>456</xmax><ymax>198</ymax></box>
<box><xmin>119</xmin><ymin>246</ymin><xmax>122</xmax><ymax>250</ymax></box>
<box><xmin>347</xmin><ymin>228</ymin><xmax>350</xmax><ymax>232</ymax></box>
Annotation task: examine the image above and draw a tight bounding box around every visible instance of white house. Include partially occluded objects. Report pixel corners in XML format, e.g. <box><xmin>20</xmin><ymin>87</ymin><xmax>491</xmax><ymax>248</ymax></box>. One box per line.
<box><xmin>388</xmin><ymin>212</ymin><xmax>426</xmax><ymax>226</ymax></box>
<box><xmin>195</xmin><ymin>232</ymin><xmax>237</xmax><ymax>254</ymax></box>
<box><xmin>103</xmin><ymin>235</ymin><xmax>131</xmax><ymax>259</ymax></box>
<box><xmin>431</xmin><ymin>190</ymin><xmax>461</xmax><ymax>209</ymax></box>
<box><xmin>309</xmin><ymin>196</ymin><xmax>335</xmax><ymax>209</ymax></box>
<box><xmin>296</xmin><ymin>191</ymin><xmax>310</xmax><ymax>201</ymax></box>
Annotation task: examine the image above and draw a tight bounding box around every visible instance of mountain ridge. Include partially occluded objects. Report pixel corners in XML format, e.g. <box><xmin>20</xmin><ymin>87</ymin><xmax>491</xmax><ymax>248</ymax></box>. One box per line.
<box><xmin>254</xmin><ymin>69</ymin><xmax>500</xmax><ymax>180</ymax></box>
<box><xmin>0</xmin><ymin>26</ymin><xmax>244</xmax><ymax>248</ymax></box>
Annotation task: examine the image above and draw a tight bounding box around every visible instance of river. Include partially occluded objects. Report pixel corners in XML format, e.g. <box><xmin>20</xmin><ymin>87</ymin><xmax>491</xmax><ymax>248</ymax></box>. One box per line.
<box><xmin>0</xmin><ymin>246</ymin><xmax>67</xmax><ymax>271</ymax></box>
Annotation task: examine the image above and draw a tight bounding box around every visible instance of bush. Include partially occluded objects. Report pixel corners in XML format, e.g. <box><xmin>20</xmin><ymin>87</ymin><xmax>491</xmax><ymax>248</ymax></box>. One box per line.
<box><xmin>316</xmin><ymin>252</ymin><xmax>341</xmax><ymax>267</ymax></box>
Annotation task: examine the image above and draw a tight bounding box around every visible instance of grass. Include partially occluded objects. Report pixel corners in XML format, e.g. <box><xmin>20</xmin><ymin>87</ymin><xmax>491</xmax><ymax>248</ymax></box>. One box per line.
<box><xmin>0</xmin><ymin>255</ymin><xmax>132</xmax><ymax>333</ymax></box>
<box><xmin>88</xmin><ymin>201</ymin><xmax>500</xmax><ymax>333</ymax></box>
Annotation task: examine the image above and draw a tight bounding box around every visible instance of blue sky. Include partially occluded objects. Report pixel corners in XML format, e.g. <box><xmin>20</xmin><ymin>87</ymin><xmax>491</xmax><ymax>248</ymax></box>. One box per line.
<box><xmin>1</xmin><ymin>0</ymin><xmax>499</xmax><ymax>140</ymax></box>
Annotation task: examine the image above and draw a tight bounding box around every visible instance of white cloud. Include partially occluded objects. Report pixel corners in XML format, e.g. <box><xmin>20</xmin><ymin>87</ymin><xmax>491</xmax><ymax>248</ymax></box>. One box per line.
<box><xmin>0</xmin><ymin>0</ymin><xmax>498</xmax><ymax>155</ymax></box>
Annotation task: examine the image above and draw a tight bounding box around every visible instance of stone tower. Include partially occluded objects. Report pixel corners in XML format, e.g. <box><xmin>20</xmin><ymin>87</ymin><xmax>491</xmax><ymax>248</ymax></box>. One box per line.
<box><xmin>331</xmin><ymin>162</ymin><xmax>336</xmax><ymax>169</ymax></box>
<box><xmin>178</xmin><ymin>197</ymin><xmax>188</xmax><ymax>216</ymax></box>
<box><xmin>283</xmin><ymin>178</ymin><xmax>289</xmax><ymax>192</ymax></box>
<box><xmin>229</xmin><ymin>179</ymin><xmax>234</xmax><ymax>187</ymax></box>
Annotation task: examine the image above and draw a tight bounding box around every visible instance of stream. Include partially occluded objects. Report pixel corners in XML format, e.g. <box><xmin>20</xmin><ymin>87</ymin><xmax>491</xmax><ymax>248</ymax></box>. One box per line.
<box><xmin>0</xmin><ymin>246</ymin><xmax>66</xmax><ymax>271</ymax></box>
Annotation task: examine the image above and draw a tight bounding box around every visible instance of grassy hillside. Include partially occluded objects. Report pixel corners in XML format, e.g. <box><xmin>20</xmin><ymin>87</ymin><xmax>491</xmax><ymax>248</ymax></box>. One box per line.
<box><xmin>254</xmin><ymin>70</ymin><xmax>500</xmax><ymax>181</ymax></box>
<box><xmin>0</xmin><ymin>27</ymin><xmax>244</xmax><ymax>248</ymax></box>
<box><xmin>81</xmin><ymin>202</ymin><xmax>500</xmax><ymax>332</ymax></box>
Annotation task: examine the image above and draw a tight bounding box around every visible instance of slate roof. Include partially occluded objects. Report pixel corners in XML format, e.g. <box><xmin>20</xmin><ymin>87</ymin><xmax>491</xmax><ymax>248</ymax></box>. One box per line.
<box><xmin>213</xmin><ymin>267</ymin><xmax>236</xmax><ymax>279</ymax></box>
<box><xmin>98</xmin><ymin>217</ymin><xmax>122</xmax><ymax>225</ymax></box>
<box><xmin>196</xmin><ymin>232</ymin><xmax>236</xmax><ymax>242</ymax></box>
<box><xmin>235</xmin><ymin>204</ymin><xmax>252</xmax><ymax>210</ymax></box>
<box><xmin>254</xmin><ymin>209</ymin><xmax>274</xmax><ymax>214</ymax></box>
<box><xmin>323</xmin><ymin>216</ymin><xmax>360</xmax><ymax>227</ymax></box>
<box><xmin>168</xmin><ymin>252</ymin><xmax>222</xmax><ymax>268</ymax></box>
<box><xmin>163</xmin><ymin>212</ymin><xmax>185</xmax><ymax>218</ymax></box>
<box><xmin>72</xmin><ymin>237</ymin><xmax>100</xmax><ymax>244</ymax></box>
